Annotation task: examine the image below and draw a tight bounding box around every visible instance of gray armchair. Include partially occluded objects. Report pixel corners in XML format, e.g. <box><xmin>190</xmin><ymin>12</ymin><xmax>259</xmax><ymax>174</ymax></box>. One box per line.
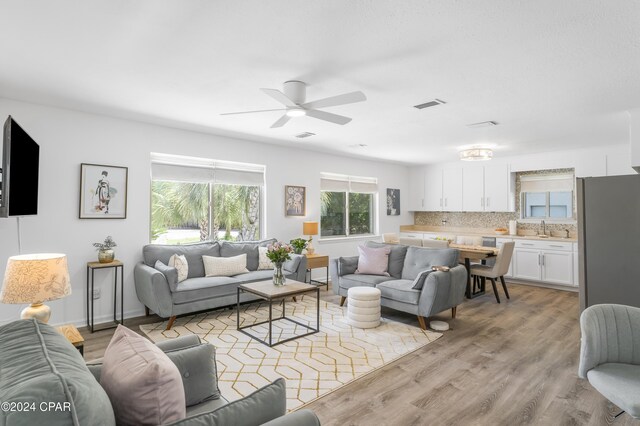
<box><xmin>579</xmin><ymin>304</ymin><xmax>640</xmax><ymax>419</ymax></box>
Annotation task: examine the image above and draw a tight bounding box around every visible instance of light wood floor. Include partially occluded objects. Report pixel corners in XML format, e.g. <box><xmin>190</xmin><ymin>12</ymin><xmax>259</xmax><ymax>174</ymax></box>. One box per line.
<box><xmin>79</xmin><ymin>283</ymin><xmax>638</xmax><ymax>425</ymax></box>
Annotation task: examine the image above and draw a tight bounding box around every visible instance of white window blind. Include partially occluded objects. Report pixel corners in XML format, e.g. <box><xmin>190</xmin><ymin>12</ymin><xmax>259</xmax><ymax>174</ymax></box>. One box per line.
<box><xmin>320</xmin><ymin>173</ymin><xmax>378</xmax><ymax>193</ymax></box>
<box><xmin>151</xmin><ymin>153</ymin><xmax>265</xmax><ymax>186</ymax></box>
<box><xmin>520</xmin><ymin>174</ymin><xmax>574</xmax><ymax>192</ymax></box>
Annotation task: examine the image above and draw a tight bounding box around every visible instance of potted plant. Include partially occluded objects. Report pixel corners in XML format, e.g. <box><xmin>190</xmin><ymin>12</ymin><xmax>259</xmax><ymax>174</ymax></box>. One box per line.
<box><xmin>265</xmin><ymin>242</ymin><xmax>293</xmax><ymax>286</ymax></box>
<box><xmin>93</xmin><ymin>236</ymin><xmax>117</xmax><ymax>263</ymax></box>
<box><xmin>289</xmin><ymin>238</ymin><xmax>308</xmax><ymax>255</ymax></box>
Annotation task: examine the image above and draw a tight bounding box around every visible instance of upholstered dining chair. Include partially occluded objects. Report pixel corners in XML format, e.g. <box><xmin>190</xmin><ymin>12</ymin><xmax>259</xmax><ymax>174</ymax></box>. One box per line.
<box><xmin>382</xmin><ymin>233</ymin><xmax>400</xmax><ymax>244</ymax></box>
<box><xmin>422</xmin><ymin>239</ymin><xmax>450</xmax><ymax>248</ymax></box>
<box><xmin>579</xmin><ymin>304</ymin><xmax>640</xmax><ymax>419</ymax></box>
<box><xmin>399</xmin><ymin>237</ymin><xmax>422</xmax><ymax>247</ymax></box>
<box><xmin>469</xmin><ymin>241</ymin><xmax>514</xmax><ymax>303</ymax></box>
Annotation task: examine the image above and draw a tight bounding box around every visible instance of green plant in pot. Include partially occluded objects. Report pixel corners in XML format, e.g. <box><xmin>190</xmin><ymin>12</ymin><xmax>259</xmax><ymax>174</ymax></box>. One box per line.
<box><xmin>93</xmin><ymin>236</ymin><xmax>117</xmax><ymax>263</ymax></box>
<box><xmin>289</xmin><ymin>238</ymin><xmax>308</xmax><ymax>255</ymax></box>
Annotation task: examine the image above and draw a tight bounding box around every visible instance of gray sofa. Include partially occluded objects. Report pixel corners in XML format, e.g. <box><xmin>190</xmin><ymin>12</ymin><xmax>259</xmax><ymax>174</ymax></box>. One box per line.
<box><xmin>135</xmin><ymin>239</ymin><xmax>308</xmax><ymax>329</ymax></box>
<box><xmin>330</xmin><ymin>241</ymin><xmax>467</xmax><ymax>329</ymax></box>
<box><xmin>0</xmin><ymin>319</ymin><xmax>319</xmax><ymax>426</ymax></box>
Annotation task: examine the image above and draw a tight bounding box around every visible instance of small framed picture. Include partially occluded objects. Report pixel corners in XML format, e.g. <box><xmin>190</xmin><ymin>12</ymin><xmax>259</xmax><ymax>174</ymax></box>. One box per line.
<box><xmin>387</xmin><ymin>188</ymin><xmax>400</xmax><ymax>216</ymax></box>
<box><xmin>285</xmin><ymin>185</ymin><xmax>306</xmax><ymax>216</ymax></box>
<box><xmin>79</xmin><ymin>163</ymin><xmax>128</xmax><ymax>219</ymax></box>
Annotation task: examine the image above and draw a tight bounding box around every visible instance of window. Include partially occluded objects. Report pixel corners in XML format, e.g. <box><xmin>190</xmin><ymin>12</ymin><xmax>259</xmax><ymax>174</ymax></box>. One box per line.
<box><xmin>320</xmin><ymin>173</ymin><xmax>377</xmax><ymax>238</ymax></box>
<box><xmin>520</xmin><ymin>174</ymin><xmax>574</xmax><ymax>220</ymax></box>
<box><xmin>150</xmin><ymin>154</ymin><xmax>265</xmax><ymax>244</ymax></box>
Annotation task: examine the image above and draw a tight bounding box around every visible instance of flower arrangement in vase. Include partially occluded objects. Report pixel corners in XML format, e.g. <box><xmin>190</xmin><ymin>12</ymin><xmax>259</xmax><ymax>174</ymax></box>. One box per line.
<box><xmin>93</xmin><ymin>236</ymin><xmax>117</xmax><ymax>263</ymax></box>
<box><xmin>266</xmin><ymin>242</ymin><xmax>293</xmax><ymax>286</ymax></box>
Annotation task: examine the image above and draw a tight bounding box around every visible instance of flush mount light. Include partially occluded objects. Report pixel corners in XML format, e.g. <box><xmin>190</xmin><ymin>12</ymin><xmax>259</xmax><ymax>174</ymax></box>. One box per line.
<box><xmin>459</xmin><ymin>148</ymin><xmax>493</xmax><ymax>161</ymax></box>
<box><xmin>285</xmin><ymin>108</ymin><xmax>307</xmax><ymax>118</ymax></box>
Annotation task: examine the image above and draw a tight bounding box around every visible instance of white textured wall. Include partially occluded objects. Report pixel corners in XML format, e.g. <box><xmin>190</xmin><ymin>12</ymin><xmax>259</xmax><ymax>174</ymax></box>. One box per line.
<box><xmin>0</xmin><ymin>98</ymin><xmax>411</xmax><ymax>326</ymax></box>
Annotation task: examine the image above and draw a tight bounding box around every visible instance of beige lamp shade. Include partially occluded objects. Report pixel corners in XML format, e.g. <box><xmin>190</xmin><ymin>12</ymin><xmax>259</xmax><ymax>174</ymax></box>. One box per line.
<box><xmin>303</xmin><ymin>221</ymin><xmax>319</xmax><ymax>236</ymax></box>
<box><xmin>1</xmin><ymin>253</ymin><xmax>72</xmax><ymax>304</ymax></box>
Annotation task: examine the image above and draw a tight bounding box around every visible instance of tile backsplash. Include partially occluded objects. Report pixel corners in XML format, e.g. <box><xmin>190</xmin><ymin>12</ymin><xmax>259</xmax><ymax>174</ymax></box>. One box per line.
<box><xmin>413</xmin><ymin>168</ymin><xmax>578</xmax><ymax>236</ymax></box>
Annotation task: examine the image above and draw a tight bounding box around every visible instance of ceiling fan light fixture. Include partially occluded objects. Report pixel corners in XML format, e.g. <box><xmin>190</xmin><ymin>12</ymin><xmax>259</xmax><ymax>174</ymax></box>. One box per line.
<box><xmin>285</xmin><ymin>108</ymin><xmax>306</xmax><ymax>118</ymax></box>
<box><xmin>459</xmin><ymin>148</ymin><xmax>493</xmax><ymax>161</ymax></box>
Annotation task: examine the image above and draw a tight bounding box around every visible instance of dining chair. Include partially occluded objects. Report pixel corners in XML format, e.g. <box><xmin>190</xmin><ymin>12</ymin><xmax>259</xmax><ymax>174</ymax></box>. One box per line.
<box><xmin>469</xmin><ymin>241</ymin><xmax>515</xmax><ymax>303</ymax></box>
<box><xmin>382</xmin><ymin>233</ymin><xmax>400</xmax><ymax>244</ymax></box>
<box><xmin>422</xmin><ymin>239</ymin><xmax>449</xmax><ymax>248</ymax></box>
<box><xmin>399</xmin><ymin>237</ymin><xmax>423</xmax><ymax>247</ymax></box>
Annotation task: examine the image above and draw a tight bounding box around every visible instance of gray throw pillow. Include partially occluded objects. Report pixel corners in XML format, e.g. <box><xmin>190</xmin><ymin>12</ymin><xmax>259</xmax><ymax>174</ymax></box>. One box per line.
<box><xmin>155</xmin><ymin>260</ymin><xmax>179</xmax><ymax>292</ymax></box>
<box><xmin>169</xmin><ymin>378</ymin><xmax>287</xmax><ymax>426</ymax></box>
<box><xmin>163</xmin><ymin>343</ymin><xmax>220</xmax><ymax>407</ymax></box>
<box><xmin>412</xmin><ymin>269</ymin><xmax>434</xmax><ymax>290</ymax></box>
<box><xmin>220</xmin><ymin>242</ymin><xmax>260</xmax><ymax>271</ymax></box>
<box><xmin>338</xmin><ymin>256</ymin><xmax>359</xmax><ymax>276</ymax></box>
<box><xmin>283</xmin><ymin>254</ymin><xmax>302</xmax><ymax>273</ymax></box>
<box><xmin>365</xmin><ymin>241</ymin><xmax>408</xmax><ymax>278</ymax></box>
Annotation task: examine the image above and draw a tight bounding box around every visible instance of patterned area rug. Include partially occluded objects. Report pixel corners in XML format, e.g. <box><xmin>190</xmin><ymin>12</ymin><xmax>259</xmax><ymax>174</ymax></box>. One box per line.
<box><xmin>140</xmin><ymin>297</ymin><xmax>441</xmax><ymax>410</ymax></box>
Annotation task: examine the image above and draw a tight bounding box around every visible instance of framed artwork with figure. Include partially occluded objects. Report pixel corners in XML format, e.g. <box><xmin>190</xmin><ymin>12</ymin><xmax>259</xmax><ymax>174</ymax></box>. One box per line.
<box><xmin>387</xmin><ymin>188</ymin><xmax>400</xmax><ymax>216</ymax></box>
<box><xmin>79</xmin><ymin>163</ymin><xmax>128</xmax><ymax>219</ymax></box>
<box><xmin>285</xmin><ymin>185</ymin><xmax>306</xmax><ymax>216</ymax></box>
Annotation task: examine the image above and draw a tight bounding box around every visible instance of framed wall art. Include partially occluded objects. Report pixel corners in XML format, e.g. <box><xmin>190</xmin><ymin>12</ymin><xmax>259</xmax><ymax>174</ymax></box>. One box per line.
<box><xmin>386</xmin><ymin>188</ymin><xmax>400</xmax><ymax>216</ymax></box>
<box><xmin>285</xmin><ymin>185</ymin><xmax>306</xmax><ymax>216</ymax></box>
<box><xmin>79</xmin><ymin>163</ymin><xmax>128</xmax><ymax>219</ymax></box>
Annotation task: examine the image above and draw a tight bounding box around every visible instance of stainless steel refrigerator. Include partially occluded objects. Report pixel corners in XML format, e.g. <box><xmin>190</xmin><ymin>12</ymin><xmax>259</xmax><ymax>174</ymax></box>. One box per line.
<box><xmin>577</xmin><ymin>174</ymin><xmax>640</xmax><ymax>311</ymax></box>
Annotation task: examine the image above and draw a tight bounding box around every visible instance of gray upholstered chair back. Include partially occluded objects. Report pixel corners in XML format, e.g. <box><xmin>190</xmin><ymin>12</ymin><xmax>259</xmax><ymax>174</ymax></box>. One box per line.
<box><xmin>382</xmin><ymin>233</ymin><xmax>400</xmax><ymax>244</ymax></box>
<box><xmin>422</xmin><ymin>239</ymin><xmax>449</xmax><ymax>249</ymax></box>
<box><xmin>579</xmin><ymin>304</ymin><xmax>640</xmax><ymax>378</ymax></box>
<box><xmin>490</xmin><ymin>242</ymin><xmax>514</xmax><ymax>277</ymax></box>
<box><xmin>399</xmin><ymin>237</ymin><xmax>422</xmax><ymax>247</ymax></box>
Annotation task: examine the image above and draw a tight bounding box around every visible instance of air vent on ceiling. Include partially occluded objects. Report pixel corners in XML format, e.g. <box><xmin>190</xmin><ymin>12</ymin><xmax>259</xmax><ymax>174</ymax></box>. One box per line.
<box><xmin>413</xmin><ymin>99</ymin><xmax>446</xmax><ymax>109</ymax></box>
<box><xmin>294</xmin><ymin>132</ymin><xmax>316</xmax><ymax>139</ymax></box>
<box><xmin>348</xmin><ymin>143</ymin><xmax>368</xmax><ymax>148</ymax></box>
<box><xmin>467</xmin><ymin>120</ymin><xmax>498</xmax><ymax>128</ymax></box>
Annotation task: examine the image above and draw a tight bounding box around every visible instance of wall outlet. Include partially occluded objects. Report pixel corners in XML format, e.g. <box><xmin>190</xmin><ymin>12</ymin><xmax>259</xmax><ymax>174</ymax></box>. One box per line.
<box><xmin>92</xmin><ymin>289</ymin><xmax>101</xmax><ymax>300</ymax></box>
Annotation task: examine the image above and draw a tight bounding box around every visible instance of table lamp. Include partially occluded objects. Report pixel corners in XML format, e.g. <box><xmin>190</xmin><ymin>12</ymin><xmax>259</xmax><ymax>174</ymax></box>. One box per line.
<box><xmin>303</xmin><ymin>221</ymin><xmax>319</xmax><ymax>255</ymax></box>
<box><xmin>0</xmin><ymin>253</ymin><xmax>72</xmax><ymax>324</ymax></box>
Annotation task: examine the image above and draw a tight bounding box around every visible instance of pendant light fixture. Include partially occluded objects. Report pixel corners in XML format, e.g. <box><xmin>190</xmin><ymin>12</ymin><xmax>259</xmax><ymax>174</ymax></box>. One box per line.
<box><xmin>459</xmin><ymin>148</ymin><xmax>493</xmax><ymax>161</ymax></box>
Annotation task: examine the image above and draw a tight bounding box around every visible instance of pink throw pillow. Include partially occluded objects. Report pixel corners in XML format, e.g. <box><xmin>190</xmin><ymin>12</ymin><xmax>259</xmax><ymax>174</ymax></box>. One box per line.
<box><xmin>355</xmin><ymin>245</ymin><xmax>391</xmax><ymax>276</ymax></box>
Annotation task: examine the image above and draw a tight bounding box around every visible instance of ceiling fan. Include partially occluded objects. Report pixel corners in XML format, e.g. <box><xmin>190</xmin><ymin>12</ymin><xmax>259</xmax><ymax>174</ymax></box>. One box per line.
<box><xmin>220</xmin><ymin>80</ymin><xmax>366</xmax><ymax>128</ymax></box>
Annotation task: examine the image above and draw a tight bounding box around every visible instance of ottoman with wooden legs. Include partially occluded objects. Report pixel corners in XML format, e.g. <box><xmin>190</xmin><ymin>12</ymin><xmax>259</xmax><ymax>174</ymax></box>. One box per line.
<box><xmin>346</xmin><ymin>286</ymin><xmax>381</xmax><ymax>328</ymax></box>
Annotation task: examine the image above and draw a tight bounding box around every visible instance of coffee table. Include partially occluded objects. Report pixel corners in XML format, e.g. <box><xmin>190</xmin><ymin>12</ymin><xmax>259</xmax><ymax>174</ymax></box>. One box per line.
<box><xmin>237</xmin><ymin>280</ymin><xmax>320</xmax><ymax>347</ymax></box>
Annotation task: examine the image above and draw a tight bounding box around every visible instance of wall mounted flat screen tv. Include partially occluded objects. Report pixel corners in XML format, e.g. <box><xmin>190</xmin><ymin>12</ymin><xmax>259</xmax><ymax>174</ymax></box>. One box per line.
<box><xmin>0</xmin><ymin>116</ymin><xmax>40</xmax><ymax>217</ymax></box>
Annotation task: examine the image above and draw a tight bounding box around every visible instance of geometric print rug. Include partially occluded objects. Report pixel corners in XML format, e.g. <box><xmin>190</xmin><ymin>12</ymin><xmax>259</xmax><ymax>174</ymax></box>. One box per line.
<box><xmin>140</xmin><ymin>297</ymin><xmax>442</xmax><ymax>411</ymax></box>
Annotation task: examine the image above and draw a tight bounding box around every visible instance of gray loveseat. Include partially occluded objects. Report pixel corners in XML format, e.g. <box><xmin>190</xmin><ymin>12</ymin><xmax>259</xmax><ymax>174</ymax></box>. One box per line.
<box><xmin>135</xmin><ymin>239</ymin><xmax>308</xmax><ymax>330</ymax></box>
<box><xmin>0</xmin><ymin>319</ymin><xmax>319</xmax><ymax>426</ymax></box>
<box><xmin>330</xmin><ymin>241</ymin><xmax>467</xmax><ymax>329</ymax></box>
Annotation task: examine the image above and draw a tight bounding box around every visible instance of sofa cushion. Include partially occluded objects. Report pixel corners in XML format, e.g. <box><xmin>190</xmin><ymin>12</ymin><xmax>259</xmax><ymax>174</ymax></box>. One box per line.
<box><xmin>155</xmin><ymin>260</ymin><xmax>179</xmax><ymax>291</ymax></box>
<box><xmin>258</xmin><ymin>247</ymin><xmax>274</xmax><ymax>270</ymax></box>
<box><xmin>365</xmin><ymin>241</ymin><xmax>408</xmax><ymax>279</ymax></box>
<box><xmin>101</xmin><ymin>325</ymin><xmax>186</xmax><ymax>425</ymax></box>
<box><xmin>355</xmin><ymin>245</ymin><xmax>390</xmax><ymax>276</ymax></box>
<box><xmin>376</xmin><ymin>279</ymin><xmax>421</xmax><ymax>305</ymax></box>
<box><xmin>220</xmin><ymin>241</ymin><xmax>260</xmax><ymax>271</ymax></box>
<box><xmin>171</xmin><ymin>277</ymin><xmax>240</xmax><ymax>304</ymax></box>
<box><xmin>203</xmin><ymin>254</ymin><xmax>249</xmax><ymax>277</ymax></box>
<box><xmin>143</xmin><ymin>242</ymin><xmax>220</xmax><ymax>278</ymax></box>
<box><xmin>339</xmin><ymin>274</ymin><xmax>394</xmax><ymax>290</ymax></box>
<box><xmin>283</xmin><ymin>254</ymin><xmax>302</xmax><ymax>273</ymax></box>
<box><xmin>169</xmin><ymin>254</ymin><xmax>189</xmax><ymax>282</ymax></box>
<box><xmin>169</xmin><ymin>378</ymin><xmax>287</xmax><ymax>426</ymax></box>
<box><xmin>401</xmin><ymin>246</ymin><xmax>460</xmax><ymax>280</ymax></box>
<box><xmin>338</xmin><ymin>256</ymin><xmax>359</xmax><ymax>276</ymax></box>
<box><xmin>235</xmin><ymin>270</ymin><xmax>277</xmax><ymax>283</ymax></box>
<box><xmin>163</xmin><ymin>343</ymin><xmax>220</xmax><ymax>407</ymax></box>
<box><xmin>587</xmin><ymin>363</ymin><xmax>640</xmax><ymax>418</ymax></box>
<box><xmin>0</xmin><ymin>319</ymin><xmax>115</xmax><ymax>426</ymax></box>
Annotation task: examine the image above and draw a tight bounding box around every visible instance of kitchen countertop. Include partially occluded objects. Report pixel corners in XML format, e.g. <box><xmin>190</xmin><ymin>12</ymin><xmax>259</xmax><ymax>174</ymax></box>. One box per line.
<box><xmin>399</xmin><ymin>225</ymin><xmax>578</xmax><ymax>242</ymax></box>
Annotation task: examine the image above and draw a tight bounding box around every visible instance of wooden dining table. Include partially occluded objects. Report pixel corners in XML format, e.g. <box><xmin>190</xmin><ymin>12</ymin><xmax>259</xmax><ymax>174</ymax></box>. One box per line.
<box><xmin>449</xmin><ymin>243</ymin><xmax>499</xmax><ymax>299</ymax></box>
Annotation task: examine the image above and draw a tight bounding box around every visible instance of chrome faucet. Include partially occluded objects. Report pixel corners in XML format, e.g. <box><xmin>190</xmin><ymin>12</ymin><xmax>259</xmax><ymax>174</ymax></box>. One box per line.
<box><xmin>541</xmin><ymin>220</ymin><xmax>546</xmax><ymax>236</ymax></box>
<box><xmin>442</xmin><ymin>219</ymin><xmax>448</xmax><ymax>227</ymax></box>
<box><xmin>564</xmin><ymin>228</ymin><xmax>570</xmax><ymax>238</ymax></box>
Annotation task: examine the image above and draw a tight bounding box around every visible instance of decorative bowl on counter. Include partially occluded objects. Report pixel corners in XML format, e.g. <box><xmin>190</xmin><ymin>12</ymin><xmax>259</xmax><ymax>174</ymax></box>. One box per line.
<box><xmin>494</xmin><ymin>228</ymin><xmax>508</xmax><ymax>235</ymax></box>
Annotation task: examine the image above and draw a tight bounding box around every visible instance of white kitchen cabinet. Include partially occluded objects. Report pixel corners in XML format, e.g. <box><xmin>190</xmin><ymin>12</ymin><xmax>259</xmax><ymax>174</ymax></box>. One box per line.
<box><xmin>442</xmin><ymin>167</ymin><xmax>463</xmax><ymax>211</ymax></box>
<box><xmin>408</xmin><ymin>166</ymin><xmax>426</xmax><ymax>211</ymax></box>
<box><xmin>424</xmin><ymin>167</ymin><xmax>443</xmax><ymax>211</ymax></box>
<box><xmin>484</xmin><ymin>164</ymin><xmax>510</xmax><ymax>211</ymax></box>
<box><xmin>573</xmin><ymin>243</ymin><xmax>579</xmax><ymax>287</ymax></box>
<box><xmin>399</xmin><ymin>231</ymin><xmax>424</xmax><ymax>239</ymax></box>
<box><xmin>462</xmin><ymin>165</ymin><xmax>485</xmax><ymax>212</ymax></box>
<box><xmin>541</xmin><ymin>250</ymin><xmax>573</xmax><ymax>285</ymax></box>
<box><xmin>512</xmin><ymin>240</ymin><xmax>574</xmax><ymax>286</ymax></box>
<box><xmin>513</xmin><ymin>248</ymin><xmax>541</xmax><ymax>281</ymax></box>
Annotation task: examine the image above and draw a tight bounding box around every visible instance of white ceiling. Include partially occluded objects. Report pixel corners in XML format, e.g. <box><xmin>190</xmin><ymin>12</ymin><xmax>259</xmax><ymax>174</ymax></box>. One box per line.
<box><xmin>1</xmin><ymin>1</ymin><xmax>639</xmax><ymax>165</ymax></box>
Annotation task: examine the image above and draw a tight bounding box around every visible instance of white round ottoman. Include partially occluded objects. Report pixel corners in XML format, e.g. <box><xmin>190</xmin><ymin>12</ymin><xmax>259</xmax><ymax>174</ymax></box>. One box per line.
<box><xmin>347</xmin><ymin>287</ymin><xmax>381</xmax><ymax>329</ymax></box>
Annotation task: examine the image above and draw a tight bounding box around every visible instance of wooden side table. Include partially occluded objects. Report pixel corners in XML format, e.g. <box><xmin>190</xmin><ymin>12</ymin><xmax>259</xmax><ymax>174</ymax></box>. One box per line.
<box><xmin>86</xmin><ymin>260</ymin><xmax>124</xmax><ymax>333</ymax></box>
<box><xmin>57</xmin><ymin>324</ymin><xmax>85</xmax><ymax>355</ymax></box>
<box><xmin>305</xmin><ymin>253</ymin><xmax>329</xmax><ymax>290</ymax></box>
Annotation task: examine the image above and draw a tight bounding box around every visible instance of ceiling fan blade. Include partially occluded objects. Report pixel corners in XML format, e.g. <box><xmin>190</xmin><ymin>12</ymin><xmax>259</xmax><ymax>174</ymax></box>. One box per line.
<box><xmin>306</xmin><ymin>109</ymin><xmax>352</xmax><ymax>125</ymax></box>
<box><xmin>260</xmin><ymin>88</ymin><xmax>297</xmax><ymax>107</ymax></box>
<box><xmin>301</xmin><ymin>91</ymin><xmax>366</xmax><ymax>110</ymax></box>
<box><xmin>270</xmin><ymin>115</ymin><xmax>292</xmax><ymax>128</ymax></box>
<box><xmin>220</xmin><ymin>108</ymin><xmax>285</xmax><ymax>116</ymax></box>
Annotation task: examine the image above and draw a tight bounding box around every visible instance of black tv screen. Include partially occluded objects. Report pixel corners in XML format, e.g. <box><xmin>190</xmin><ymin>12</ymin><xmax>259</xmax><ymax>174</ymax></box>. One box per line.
<box><xmin>0</xmin><ymin>116</ymin><xmax>40</xmax><ymax>217</ymax></box>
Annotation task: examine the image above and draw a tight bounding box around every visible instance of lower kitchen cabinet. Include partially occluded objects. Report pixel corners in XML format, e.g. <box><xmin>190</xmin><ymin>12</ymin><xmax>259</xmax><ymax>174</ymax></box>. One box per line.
<box><xmin>513</xmin><ymin>248</ymin><xmax>541</xmax><ymax>281</ymax></box>
<box><xmin>512</xmin><ymin>240</ymin><xmax>575</xmax><ymax>287</ymax></box>
<box><xmin>540</xmin><ymin>250</ymin><xmax>574</xmax><ymax>286</ymax></box>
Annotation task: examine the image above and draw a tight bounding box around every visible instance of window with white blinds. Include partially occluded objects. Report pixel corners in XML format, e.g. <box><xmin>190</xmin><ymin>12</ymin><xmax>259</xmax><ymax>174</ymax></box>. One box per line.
<box><xmin>320</xmin><ymin>172</ymin><xmax>378</xmax><ymax>238</ymax></box>
<box><xmin>520</xmin><ymin>173</ymin><xmax>575</xmax><ymax>220</ymax></box>
<box><xmin>150</xmin><ymin>153</ymin><xmax>265</xmax><ymax>244</ymax></box>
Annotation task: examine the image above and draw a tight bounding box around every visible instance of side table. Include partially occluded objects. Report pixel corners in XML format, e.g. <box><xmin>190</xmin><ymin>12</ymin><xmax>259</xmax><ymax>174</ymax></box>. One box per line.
<box><xmin>305</xmin><ymin>253</ymin><xmax>329</xmax><ymax>290</ymax></box>
<box><xmin>86</xmin><ymin>260</ymin><xmax>124</xmax><ymax>333</ymax></box>
<box><xmin>56</xmin><ymin>324</ymin><xmax>85</xmax><ymax>355</ymax></box>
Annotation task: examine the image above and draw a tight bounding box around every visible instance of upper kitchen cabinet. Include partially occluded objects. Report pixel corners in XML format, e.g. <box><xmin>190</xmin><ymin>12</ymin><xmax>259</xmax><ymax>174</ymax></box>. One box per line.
<box><xmin>462</xmin><ymin>163</ymin><xmax>514</xmax><ymax>212</ymax></box>
<box><xmin>424</xmin><ymin>166</ymin><xmax>443</xmax><ymax>211</ymax></box>
<box><xmin>422</xmin><ymin>166</ymin><xmax>462</xmax><ymax>211</ymax></box>
<box><xmin>408</xmin><ymin>166</ymin><xmax>426</xmax><ymax>211</ymax></box>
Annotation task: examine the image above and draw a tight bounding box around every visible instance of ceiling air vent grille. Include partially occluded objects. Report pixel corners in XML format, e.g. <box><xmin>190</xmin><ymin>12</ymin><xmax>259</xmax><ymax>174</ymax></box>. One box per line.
<box><xmin>413</xmin><ymin>99</ymin><xmax>446</xmax><ymax>109</ymax></box>
<box><xmin>467</xmin><ymin>121</ymin><xmax>498</xmax><ymax>128</ymax></box>
<box><xmin>294</xmin><ymin>132</ymin><xmax>316</xmax><ymax>139</ymax></box>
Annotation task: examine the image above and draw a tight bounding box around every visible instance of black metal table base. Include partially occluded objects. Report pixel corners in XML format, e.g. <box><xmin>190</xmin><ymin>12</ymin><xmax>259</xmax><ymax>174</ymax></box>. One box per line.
<box><xmin>237</xmin><ymin>287</ymin><xmax>320</xmax><ymax>347</ymax></box>
<box><xmin>87</xmin><ymin>264</ymin><xmax>124</xmax><ymax>333</ymax></box>
<box><xmin>464</xmin><ymin>258</ymin><xmax>486</xmax><ymax>299</ymax></box>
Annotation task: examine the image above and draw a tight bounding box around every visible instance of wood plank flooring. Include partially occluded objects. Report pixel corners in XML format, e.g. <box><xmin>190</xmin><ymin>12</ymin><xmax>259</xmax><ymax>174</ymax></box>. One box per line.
<box><xmin>78</xmin><ymin>283</ymin><xmax>638</xmax><ymax>425</ymax></box>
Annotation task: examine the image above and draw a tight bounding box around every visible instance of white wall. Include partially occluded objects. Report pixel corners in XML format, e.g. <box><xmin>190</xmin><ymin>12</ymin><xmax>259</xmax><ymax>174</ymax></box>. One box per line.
<box><xmin>0</xmin><ymin>98</ymin><xmax>411</xmax><ymax>326</ymax></box>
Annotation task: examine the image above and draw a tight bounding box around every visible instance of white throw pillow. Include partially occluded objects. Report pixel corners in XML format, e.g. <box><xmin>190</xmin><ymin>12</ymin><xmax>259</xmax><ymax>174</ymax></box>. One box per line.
<box><xmin>169</xmin><ymin>254</ymin><xmax>189</xmax><ymax>283</ymax></box>
<box><xmin>203</xmin><ymin>254</ymin><xmax>249</xmax><ymax>277</ymax></box>
<box><xmin>258</xmin><ymin>247</ymin><xmax>274</xmax><ymax>270</ymax></box>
